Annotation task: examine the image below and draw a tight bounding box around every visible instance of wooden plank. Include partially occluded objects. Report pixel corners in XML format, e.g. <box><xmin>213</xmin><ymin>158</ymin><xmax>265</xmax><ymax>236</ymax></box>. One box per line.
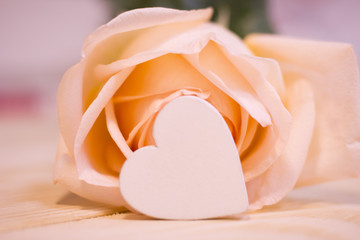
<box><xmin>0</xmin><ymin>116</ymin><xmax>126</xmax><ymax>233</ymax></box>
<box><xmin>2</xmin><ymin>178</ymin><xmax>360</xmax><ymax>239</ymax></box>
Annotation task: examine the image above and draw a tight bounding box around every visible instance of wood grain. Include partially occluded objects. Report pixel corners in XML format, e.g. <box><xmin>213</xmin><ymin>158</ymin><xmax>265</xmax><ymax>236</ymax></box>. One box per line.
<box><xmin>0</xmin><ymin>116</ymin><xmax>126</xmax><ymax>233</ymax></box>
<box><xmin>1</xmin><ymin>116</ymin><xmax>359</xmax><ymax>239</ymax></box>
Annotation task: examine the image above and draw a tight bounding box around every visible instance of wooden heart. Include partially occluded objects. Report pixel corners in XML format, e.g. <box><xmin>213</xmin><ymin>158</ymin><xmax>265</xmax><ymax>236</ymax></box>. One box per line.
<box><xmin>119</xmin><ymin>96</ymin><xmax>248</xmax><ymax>220</ymax></box>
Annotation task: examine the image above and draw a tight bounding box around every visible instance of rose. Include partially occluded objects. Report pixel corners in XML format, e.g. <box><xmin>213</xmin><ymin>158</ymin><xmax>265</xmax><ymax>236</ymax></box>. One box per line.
<box><xmin>55</xmin><ymin>7</ymin><xmax>360</xmax><ymax>210</ymax></box>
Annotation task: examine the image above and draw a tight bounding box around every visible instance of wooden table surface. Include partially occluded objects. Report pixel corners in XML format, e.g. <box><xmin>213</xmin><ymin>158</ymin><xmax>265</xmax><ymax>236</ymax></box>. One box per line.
<box><xmin>1</xmin><ymin>115</ymin><xmax>359</xmax><ymax>240</ymax></box>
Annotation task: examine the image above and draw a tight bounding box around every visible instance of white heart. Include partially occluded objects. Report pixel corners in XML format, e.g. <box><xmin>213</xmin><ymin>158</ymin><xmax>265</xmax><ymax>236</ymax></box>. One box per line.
<box><xmin>119</xmin><ymin>96</ymin><xmax>248</xmax><ymax>220</ymax></box>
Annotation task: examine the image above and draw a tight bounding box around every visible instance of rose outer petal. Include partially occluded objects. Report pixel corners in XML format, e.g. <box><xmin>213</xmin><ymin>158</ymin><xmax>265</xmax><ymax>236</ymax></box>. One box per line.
<box><xmin>57</xmin><ymin>61</ymin><xmax>84</xmax><ymax>156</ymax></box>
<box><xmin>74</xmin><ymin>68</ymin><xmax>134</xmax><ymax>187</ymax></box>
<box><xmin>246</xmin><ymin>79</ymin><xmax>315</xmax><ymax>210</ymax></box>
<box><xmin>54</xmin><ymin>137</ymin><xmax>127</xmax><ymax>207</ymax></box>
<box><xmin>82</xmin><ymin>7</ymin><xmax>213</xmax><ymax>58</ymax></box>
<box><xmin>245</xmin><ymin>34</ymin><xmax>360</xmax><ymax>187</ymax></box>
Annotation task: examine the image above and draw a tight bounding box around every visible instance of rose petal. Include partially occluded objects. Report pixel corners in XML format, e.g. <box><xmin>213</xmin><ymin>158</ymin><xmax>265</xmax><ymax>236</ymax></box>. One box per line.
<box><xmin>245</xmin><ymin>34</ymin><xmax>360</xmax><ymax>186</ymax></box>
<box><xmin>77</xmin><ymin>111</ymin><xmax>120</xmax><ymax>187</ymax></box>
<box><xmin>82</xmin><ymin>7</ymin><xmax>213</xmax><ymax>58</ymax></box>
<box><xmin>94</xmin><ymin>22</ymin><xmax>252</xmax><ymax>81</ymax></box>
<box><xmin>236</xmin><ymin>108</ymin><xmax>250</xmax><ymax>151</ymax></box>
<box><xmin>54</xmin><ymin>137</ymin><xmax>126</xmax><ymax>206</ymax></box>
<box><xmin>239</xmin><ymin>115</ymin><xmax>258</xmax><ymax>153</ymax></box>
<box><xmin>184</xmin><ymin>52</ymin><xmax>272</xmax><ymax>127</ymax></box>
<box><xmin>219</xmin><ymin>52</ymin><xmax>291</xmax><ymax>152</ymax></box>
<box><xmin>137</xmin><ymin>117</ymin><xmax>155</xmax><ymax>149</ymax></box>
<box><xmin>105</xmin><ymin>100</ymin><xmax>133</xmax><ymax>158</ymax></box>
<box><xmin>74</xmin><ymin>67</ymin><xmax>134</xmax><ymax>185</ymax></box>
<box><xmin>57</xmin><ymin>61</ymin><xmax>85</xmax><ymax>155</ymax></box>
<box><xmin>247</xmin><ymin>79</ymin><xmax>315</xmax><ymax>209</ymax></box>
<box><xmin>105</xmin><ymin>140</ymin><xmax>126</xmax><ymax>173</ymax></box>
<box><xmin>241</xmin><ymin>126</ymin><xmax>278</xmax><ymax>181</ymax></box>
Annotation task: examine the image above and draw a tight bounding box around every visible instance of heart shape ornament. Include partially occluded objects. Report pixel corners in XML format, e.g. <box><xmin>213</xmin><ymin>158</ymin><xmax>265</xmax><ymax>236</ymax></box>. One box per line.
<box><xmin>119</xmin><ymin>96</ymin><xmax>248</xmax><ymax>219</ymax></box>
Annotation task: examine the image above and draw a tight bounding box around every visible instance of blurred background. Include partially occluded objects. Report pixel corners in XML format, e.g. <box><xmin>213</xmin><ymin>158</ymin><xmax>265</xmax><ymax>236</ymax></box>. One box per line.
<box><xmin>0</xmin><ymin>0</ymin><xmax>359</xmax><ymax>119</ymax></box>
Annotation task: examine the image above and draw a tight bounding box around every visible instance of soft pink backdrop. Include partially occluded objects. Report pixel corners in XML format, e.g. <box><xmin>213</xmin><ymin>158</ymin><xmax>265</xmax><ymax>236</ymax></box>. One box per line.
<box><xmin>0</xmin><ymin>0</ymin><xmax>110</xmax><ymax>116</ymax></box>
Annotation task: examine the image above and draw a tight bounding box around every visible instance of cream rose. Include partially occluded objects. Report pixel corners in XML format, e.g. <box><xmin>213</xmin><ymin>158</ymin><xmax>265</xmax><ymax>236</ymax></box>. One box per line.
<box><xmin>55</xmin><ymin>7</ymin><xmax>360</xmax><ymax>210</ymax></box>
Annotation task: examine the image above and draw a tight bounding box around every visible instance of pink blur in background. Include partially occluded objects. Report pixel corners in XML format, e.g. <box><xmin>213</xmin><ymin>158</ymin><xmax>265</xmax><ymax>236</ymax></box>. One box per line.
<box><xmin>0</xmin><ymin>0</ymin><xmax>109</xmax><ymax>117</ymax></box>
